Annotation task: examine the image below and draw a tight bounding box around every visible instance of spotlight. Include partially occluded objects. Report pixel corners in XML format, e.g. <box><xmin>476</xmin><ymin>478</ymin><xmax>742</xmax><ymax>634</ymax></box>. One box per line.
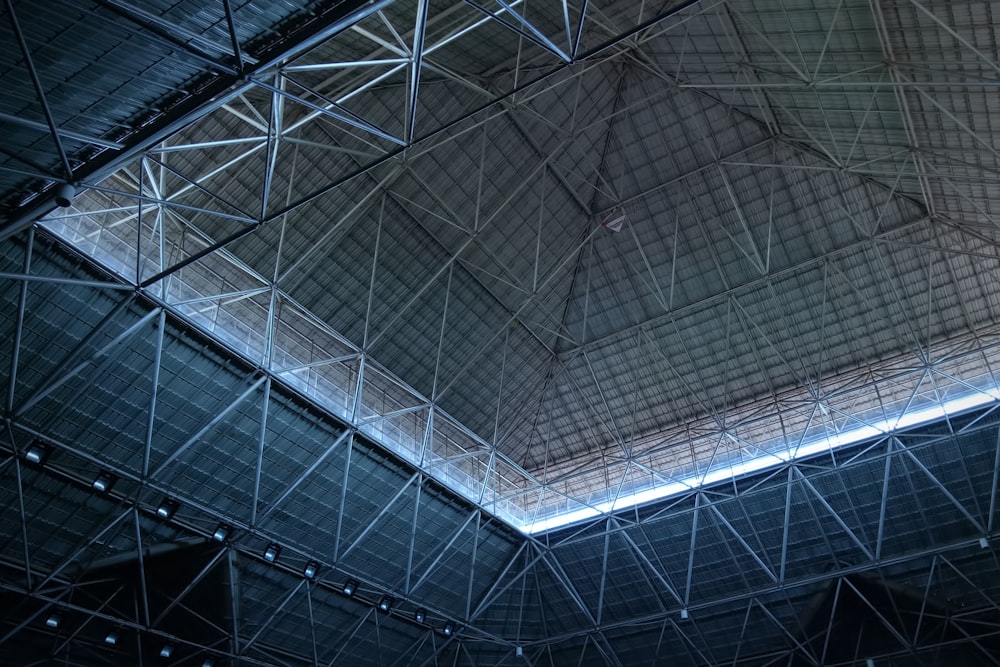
<box><xmin>155</xmin><ymin>498</ymin><xmax>178</xmax><ymax>520</ymax></box>
<box><xmin>303</xmin><ymin>561</ymin><xmax>319</xmax><ymax>580</ymax></box>
<box><xmin>680</xmin><ymin>608</ymin><xmax>689</xmax><ymax>620</ymax></box>
<box><xmin>104</xmin><ymin>630</ymin><xmax>119</xmax><ymax>645</ymax></box>
<box><xmin>342</xmin><ymin>579</ymin><xmax>357</xmax><ymax>597</ymax></box>
<box><xmin>202</xmin><ymin>659</ymin><xmax>214</xmax><ymax>667</ymax></box>
<box><xmin>442</xmin><ymin>622</ymin><xmax>454</xmax><ymax>637</ymax></box>
<box><xmin>24</xmin><ymin>443</ymin><xmax>49</xmax><ymax>465</ymax></box>
<box><xmin>212</xmin><ymin>524</ymin><xmax>230</xmax><ymax>542</ymax></box>
<box><xmin>92</xmin><ymin>471</ymin><xmax>116</xmax><ymax>494</ymax></box>
<box><xmin>54</xmin><ymin>183</ymin><xmax>76</xmax><ymax>208</ymax></box>
<box><xmin>414</xmin><ymin>607</ymin><xmax>426</xmax><ymax>623</ymax></box>
<box><xmin>263</xmin><ymin>543</ymin><xmax>281</xmax><ymax>563</ymax></box>
<box><xmin>377</xmin><ymin>595</ymin><xmax>393</xmax><ymax>614</ymax></box>
<box><xmin>45</xmin><ymin>613</ymin><xmax>61</xmax><ymax>629</ymax></box>
<box><xmin>159</xmin><ymin>644</ymin><xmax>174</xmax><ymax>658</ymax></box>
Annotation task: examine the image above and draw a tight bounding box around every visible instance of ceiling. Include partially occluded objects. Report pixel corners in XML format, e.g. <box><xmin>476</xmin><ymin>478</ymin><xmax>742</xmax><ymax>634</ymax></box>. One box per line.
<box><xmin>3</xmin><ymin>0</ymin><xmax>1000</xmax><ymax>664</ymax></box>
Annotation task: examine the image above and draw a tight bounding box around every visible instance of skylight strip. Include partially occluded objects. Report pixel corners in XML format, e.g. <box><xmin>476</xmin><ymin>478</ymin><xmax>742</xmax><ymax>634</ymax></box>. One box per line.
<box><xmin>41</xmin><ymin>200</ymin><xmax>1000</xmax><ymax>537</ymax></box>
<box><xmin>520</xmin><ymin>390</ymin><xmax>1000</xmax><ymax>533</ymax></box>
<box><xmin>39</xmin><ymin>211</ymin><xmax>540</xmax><ymax>528</ymax></box>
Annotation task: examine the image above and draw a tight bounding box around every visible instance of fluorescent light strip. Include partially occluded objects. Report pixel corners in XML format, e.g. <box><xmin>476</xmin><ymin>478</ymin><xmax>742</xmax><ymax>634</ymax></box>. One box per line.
<box><xmin>520</xmin><ymin>390</ymin><xmax>1000</xmax><ymax>534</ymax></box>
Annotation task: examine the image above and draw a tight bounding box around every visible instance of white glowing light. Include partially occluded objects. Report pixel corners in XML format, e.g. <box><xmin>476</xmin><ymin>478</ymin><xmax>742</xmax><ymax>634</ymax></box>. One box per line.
<box><xmin>520</xmin><ymin>391</ymin><xmax>1000</xmax><ymax>534</ymax></box>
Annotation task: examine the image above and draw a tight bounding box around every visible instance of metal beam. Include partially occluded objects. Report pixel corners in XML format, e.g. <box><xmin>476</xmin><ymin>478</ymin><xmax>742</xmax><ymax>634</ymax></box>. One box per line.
<box><xmin>0</xmin><ymin>0</ymin><xmax>392</xmax><ymax>240</ymax></box>
<box><xmin>5</xmin><ymin>0</ymin><xmax>73</xmax><ymax>179</ymax></box>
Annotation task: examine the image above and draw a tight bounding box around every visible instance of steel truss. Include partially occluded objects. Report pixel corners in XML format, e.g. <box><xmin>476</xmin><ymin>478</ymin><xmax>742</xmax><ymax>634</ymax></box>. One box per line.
<box><xmin>509</xmin><ymin>419</ymin><xmax>1000</xmax><ymax>665</ymax></box>
<box><xmin>0</xmin><ymin>233</ymin><xmax>527</xmax><ymax>664</ymax></box>
<box><xmin>27</xmin><ymin>0</ymin><xmax>1000</xmax><ymax>534</ymax></box>
<box><xmin>4</xmin><ymin>0</ymin><xmax>1000</xmax><ymax>663</ymax></box>
<box><xmin>4</xmin><ymin>231</ymin><xmax>1000</xmax><ymax>664</ymax></box>
<box><xmin>25</xmin><ymin>0</ymin><xmax>749</xmax><ymax>532</ymax></box>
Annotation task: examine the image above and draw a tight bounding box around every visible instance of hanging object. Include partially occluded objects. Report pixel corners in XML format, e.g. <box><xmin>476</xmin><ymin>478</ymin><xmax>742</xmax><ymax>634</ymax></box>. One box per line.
<box><xmin>602</xmin><ymin>207</ymin><xmax>627</xmax><ymax>232</ymax></box>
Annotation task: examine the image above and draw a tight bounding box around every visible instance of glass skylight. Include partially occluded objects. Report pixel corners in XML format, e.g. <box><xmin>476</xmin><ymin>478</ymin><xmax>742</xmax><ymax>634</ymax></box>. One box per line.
<box><xmin>520</xmin><ymin>389</ymin><xmax>1000</xmax><ymax>533</ymax></box>
<box><xmin>42</xmin><ymin>192</ymin><xmax>1000</xmax><ymax>535</ymax></box>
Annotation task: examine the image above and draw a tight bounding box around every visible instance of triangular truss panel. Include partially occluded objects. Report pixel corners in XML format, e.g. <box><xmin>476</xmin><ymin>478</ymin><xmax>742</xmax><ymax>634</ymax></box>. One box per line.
<box><xmin>15</xmin><ymin>311</ymin><xmax>158</xmax><ymax>475</ymax></box>
<box><xmin>155</xmin><ymin>384</ymin><xmax>266</xmax><ymax>523</ymax></box>
<box><xmin>252</xmin><ymin>432</ymin><xmax>352</xmax><ymax>558</ymax></box>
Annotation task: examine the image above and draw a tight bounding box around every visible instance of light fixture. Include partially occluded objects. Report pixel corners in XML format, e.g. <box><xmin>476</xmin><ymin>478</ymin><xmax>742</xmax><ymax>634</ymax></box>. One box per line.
<box><xmin>54</xmin><ymin>183</ymin><xmax>76</xmax><ymax>208</ymax></box>
<box><xmin>45</xmin><ymin>613</ymin><xmax>61</xmax><ymax>629</ymax></box>
<box><xmin>212</xmin><ymin>524</ymin><xmax>230</xmax><ymax>542</ymax></box>
<box><xmin>303</xmin><ymin>561</ymin><xmax>319</xmax><ymax>580</ymax></box>
<box><xmin>92</xmin><ymin>471</ymin><xmax>116</xmax><ymax>494</ymax></box>
<box><xmin>159</xmin><ymin>644</ymin><xmax>174</xmax><ymax>658</ymax></box>
<box><xmin>680</xmin><ymin>608</ymin><xmax>689</xmax><ymax>620</ymax></box>
<box><xmin>155</xmin><ymin>498</ymin><xmax>178</xmax><ymax>520</ymax></box>
<box><xmin>24</xmin><ymin>443</ymin><xmax>49</xmax><ymax>465</ymax></box>
<box><xmin>342</xmin><ymin>579</ymin><xmax>357</xmax><ymax>597</ymax></box>
<box><xmin>202</xmin><ymin>659</ymin><xmax>214</xmax><ymax>667</ymax></box>
<box><xmin>414</xmin><ymin>608</ymin><xmax>426</xmax><ymax>623</ymax></box>
<box><xmin>377</xmin><ymin>595</ymin><xmax>393</xmax><ymax>614</ymax></box>
<box><xmin>263</xmin><ymin>543</ymin><xmax>281</xmax><ymax>563</ymax></box>
<box><xmin>442</xmin><ymin>622</ymin><xmax>454</xmax><ymax>637</ymax></box>
<box><xmin>104</xmin><ymin>630</ymin><xmax>119</xmax><ymax>645</ymax></box>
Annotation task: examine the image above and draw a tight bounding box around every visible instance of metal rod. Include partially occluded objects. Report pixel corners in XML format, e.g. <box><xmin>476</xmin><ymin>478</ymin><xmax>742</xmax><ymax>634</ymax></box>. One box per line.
<box><xmin>260</xmin><ymin>429</ymin><xmax>352</xmax><ymax>523</ymax></box>
<box><xmin>16</xmin><ymin>306</ymin><xmax>157</xmax><ymax>418</ymax></box>
<box><xmin>142</xmin><ymin>309</ymin><xmax>166</xmax><ymax>479</ymax></box>
<box><xmin>251</xmin><ymin>377</ymin><xmax>271</xmax><ymax>527</ymax></box>
<box><xmin>0</xmin><ymin>111</ymin><xmax>123</xmax><ymax>149</ymax></box>
<box><xmin>149</xmin><ymin>375</ymin><xmax>267</xmax><ymax>477</ymax></box>
<box><xmin>150</xmin><ymin>547</ymin><xmax>229</xmax><ymax>626</ymax></box>
<box><xmin>221</xmin><ymin>0</ymin><xmax>246</xmax><ymax>70</ymax></box>
<box><xmin>6</xmin><ymin>0</ymin><xmax>73</xmax><ymax>178</ymax></box>
<box><xmin>13</xmin><ymin>456</ymin><xmax>33</xmax><ymax>592</ymax></box>
<box><xmin>338</xmin><ymin>471</ymin><xmax>419</xmax><ymax>560</ymax></box>
<box><xmin>6</xmin><ymin>228</ymin><xmax>32</xmax><ymax>415</ymax></box>
<box><xmin>133</xmin><ymin>508</ymin><xmax>151</xmax><ymax>628</ymax></box>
